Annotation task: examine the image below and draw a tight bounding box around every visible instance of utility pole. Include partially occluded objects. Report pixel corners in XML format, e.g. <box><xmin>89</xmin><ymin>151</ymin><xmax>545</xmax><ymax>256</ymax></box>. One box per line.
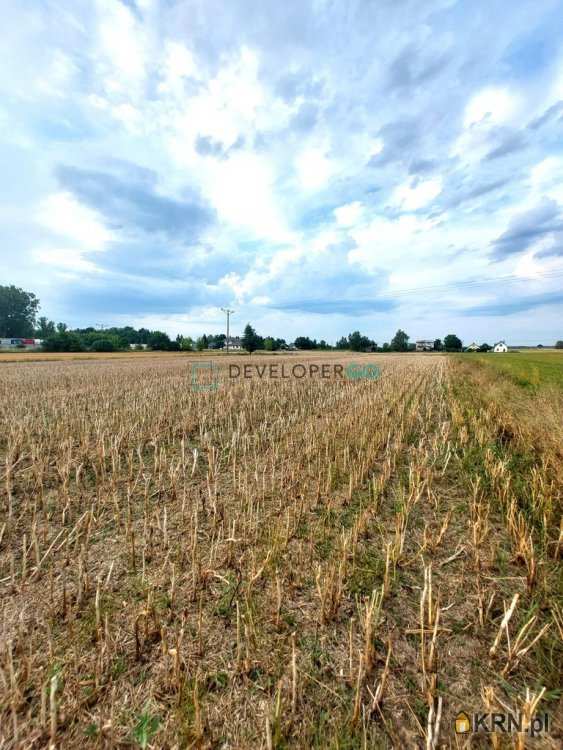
<box><xmin>221</xmin><ymin>308</ymin><xmax>235</xmax><ymax>352</ymax></box>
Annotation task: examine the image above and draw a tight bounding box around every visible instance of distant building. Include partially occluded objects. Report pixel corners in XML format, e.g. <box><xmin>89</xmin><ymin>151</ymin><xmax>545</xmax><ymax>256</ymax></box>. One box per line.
<box><xmin>465</xmin><ymin>342</ymin><xmax>480</xmax><ymax>351</ymax></box>
<box><xmin>222</xmin><ymin>336</ymin><xmax>242</xmax><ymax>350</ymax></box>
<box><xmin>415</xmin><ymin>340</ymin><xmax>434</xmax><ymax>352</ymax></box>
<box><xmin>129</xmin><ymin>343</ymin><xmax>148</xmax><ymax>350</ymax></box>
<box><xmin>0</xmin><ymin>338</ymin><xmax>42</xmax><ymax>350</ymax></box>
<box><xmin>493</xmin><ymin>340</ymin><xmax>508</xmax><ymax>353</ymax></box>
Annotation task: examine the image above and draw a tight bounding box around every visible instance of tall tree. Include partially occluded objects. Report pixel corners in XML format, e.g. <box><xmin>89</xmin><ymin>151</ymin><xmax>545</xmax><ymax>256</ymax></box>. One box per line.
<box><xmin>35</xmin><ymin>316</ymin><xmax>56</xmax><ymax>338</ymax></box>
<box><xmin>433</xmin><ymin>338</ymin><xmax>443</xmax><ymax>351</ymax></box>
<box><xmin>294</xmin><ymin>336</ymin><xmax>316</xmax><ymax>350</ymax></box>
<box><xmin>390</xmin><ymin>329</ymin><xmax>409</xmax><ymax>351</ymax></box>
<box><xmin>0</xmin><ymin>285</ymin><xmax>39</xmax><ymax>337</ymax></box>
<box><xmin>196</xmin><ymin>334</ymin><xmax>209</xmax><ymax>351</ymax></box>
<box><xmin>148</xmin><ymin>331</ymin><xmax>172</xmax><ymax>350</ymax></box>
<box><xmin>443</xmin><ymin>334</ymin><xmax>462</xmax><ymax>351</ymax></box>
<box><xmin>242</xmin><ymin>324</ymin><xmax>262</xmax><ymax>353</ymax></box>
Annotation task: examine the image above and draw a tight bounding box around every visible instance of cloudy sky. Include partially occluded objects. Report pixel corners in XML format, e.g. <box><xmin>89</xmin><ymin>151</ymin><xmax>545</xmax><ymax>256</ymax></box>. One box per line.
<box><xmin>2</xmin><ymin>0</ymin><xmax>563</xmax><ymax>344</ymax></box>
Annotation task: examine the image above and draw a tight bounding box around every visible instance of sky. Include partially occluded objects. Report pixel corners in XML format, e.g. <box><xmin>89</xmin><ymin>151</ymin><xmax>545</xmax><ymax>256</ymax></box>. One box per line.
<box><xmin>2</xmin><ymin>0</ymin><xmax>563</xmax><ymax>345</ymax></box>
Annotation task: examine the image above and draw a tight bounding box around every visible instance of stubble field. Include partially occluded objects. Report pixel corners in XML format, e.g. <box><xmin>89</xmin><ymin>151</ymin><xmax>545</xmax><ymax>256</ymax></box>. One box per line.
<box><xmin>0</xmin><ymin>352</ymin><xmax>561</xmax><ymax>748</ymax></box>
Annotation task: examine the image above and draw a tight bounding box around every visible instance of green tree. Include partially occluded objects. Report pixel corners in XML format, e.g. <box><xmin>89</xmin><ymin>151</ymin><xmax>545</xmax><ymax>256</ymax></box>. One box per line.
<box><xmin>196</xmin><ymin>334</ymin><xmax>208</xmax><ymax>351</ymax></box>
<box><xmin>89</xmin><ymin>338</ymin><xmax>116</xmax><ymax>352</ymax></box>
<box><xmin>0</xmin><ymin>285</ymin><xmax>39</xmax><ymax>337</ymax></box>
<box><xmin>479</xmin><ymin>343</ymin><xmax>492</xmax><ymax>352</ymax></box>
<box><xmin>80</xmin><ymin>331</ymin><xmax>123</xmax><ymax>349</ymax></box>
<box><xmin>179</xmin><ymin>336</ymin><xmax>194</xmax><ymax>351</ymax></box>
<box><xmin>242</xmin><ymin>324</ymin><xmax>262</xmax><ymax>353</ymax></box>
<box><xmin>148</xmin><ymin>331</ymin><xmax>172</xmax><ymax>350</ymax></box>
<box><xmin>138</xmin><ymin>328</ymin><xmax>151</xmax><ymax>345</ymax></box>
<box><xmin>294</xmin><ymin>336</ymin><xmax>316</xmax><ymax>350</ymax></box>
<box><xmin>347</xmin><ymin>331</ymin><xmax>375</xmax><ymax>352</ymax></box>
<box><xmin>263</xmin><ymin>336</ymin><xmax>275</xmax><ymax>351</ymax></box>
<box><xmin>390</xmin><ymin>329</ymin><xmax>409</xmax><ymax>352</ymax></box>
<box><xmin>42</xmin><ymin>332</ymin><xmax>84</xmax><ymax>352</ymax></box>
<box><xmin>35</xmin><ymin>316</ymin><xmax>56</xmax><ymax>338</ymax></box>
<box><xmin>206</xmin><ymin>333</ymin><xmax>226</xmax><ymax>349</ymax></box>
<box><xmin>433</xmin><ymin>338</ymin><xmax>443</xmax><ymax>351</ymax></box>
<box><xmin>556</xmin><ymin>340</ymin><xmax>563</xmax><ymax>349</ymax></box>
<box><xmin>443</xmin><ymin>334</ymin><xmax>462</xmax><ymax>351</ymax></box>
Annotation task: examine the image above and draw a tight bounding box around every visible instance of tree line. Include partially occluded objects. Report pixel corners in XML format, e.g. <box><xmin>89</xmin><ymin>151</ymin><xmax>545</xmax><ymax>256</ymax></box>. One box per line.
<box><xmin>2</xmin><ymin>285</ymin><xmax>561</xmax><ymax>354</ymax></box>
<box><xmin>240</xmin><ymin>325</ymin><xmax>467</xmax><ymax>352</ymax></box>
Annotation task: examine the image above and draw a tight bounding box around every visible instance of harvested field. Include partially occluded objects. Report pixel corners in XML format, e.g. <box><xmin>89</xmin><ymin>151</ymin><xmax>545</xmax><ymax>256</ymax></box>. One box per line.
<box><xmin>0</xmin><ymin>353</ymin><xmax>561</xmax><ymax>748</ymax></box>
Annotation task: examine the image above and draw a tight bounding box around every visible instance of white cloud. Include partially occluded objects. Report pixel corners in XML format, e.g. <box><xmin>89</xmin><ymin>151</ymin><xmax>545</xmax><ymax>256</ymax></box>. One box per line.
<box><xmin>96</xmin><ymin>0</ymin><xmax>147</xmax><ymax>93</ymax></box>
<box><xmin>463</xmin><ymin>87</ymin><xmax>518</xmax><ymax>127</ymax></box>
<box><xmin>36</xmin><ymin>50</ymin><xmax>78</xmax><ymax>97</ymax></box>
<box><xmin>36</xmin><ymin>192</ymin><xmax>113</xmax><ymax>250</ymax></box>
<box><xmin>391</xmin><ymin>177</ymin><xmax>442</xmax><ymax>211</ymax></box>
<box><xmin>205</xmin><ymin>151</ymin><xmax>289</xmax><ymax>240</ymax></box>
<box><xmin>295</xmin><ymin>146</ymin><xmax>334</xmax><ymax>190</ymax></box>
<box><xmin>172</xmin><ymin>47</ymin><xmax>266</xmax><ymax>151</ymax></box>
<box><xmin>250</xmin><ymin>295</ymin><xmax>271</xmax><ymax>305</ymax></box>
<box><xmin>34</xmin><ymin>247</ymin><xmax>100</xmax><ymax>273</ymax></box>
<box><xmin>530</xmin><ymin>157</ymin><xmax>563</xmax><ymax>203</ymax></box>
<box><xmin>369</xmin><ymin>138</ymin><xmax>383</xmax><ymax>158</ymax></box>
<box><xmin>348</xmin><ymin>213</ymin><xmax>435</xmax><ymax>270</ymax></box>
<box><xmin>157</xmin><ymin>41</ymin><xmax>199</xmax><ymax>99</ymax></box>
<box><xmin>452</xmin><ymin>86</ymin><xmax>521</xmax><ymax>164</ymax></box>
<box><xmin>334</xmin><ymin>201</ymin><xmax>363</xmax><ymax>227</ymax></box>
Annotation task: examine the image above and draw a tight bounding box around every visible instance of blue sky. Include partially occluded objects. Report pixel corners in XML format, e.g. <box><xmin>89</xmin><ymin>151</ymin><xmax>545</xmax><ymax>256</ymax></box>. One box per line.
<box><xmin>2</xmin><ymin>0</ymin><xmax>563</xmax><ymax>345</ymax></box>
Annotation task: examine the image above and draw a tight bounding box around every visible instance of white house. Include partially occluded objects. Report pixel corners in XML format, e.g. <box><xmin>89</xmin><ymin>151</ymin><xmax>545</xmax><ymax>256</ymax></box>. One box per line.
<box><xmin>415</xmin><ymin>340</ymin><xmax>434</xmax><ymax>352</ymax></box>
<box><xmin>493</xmin><ymin>340</ymin><xmax>508</xmax><ymax>353</ymax></box>
<box><xmin>222</xmin><ymin>336</ymin><xmax>242</xmax><ymax>350</ymax></box>
<box><xmin>465</xmin><ymin>342</ymin><xmax>480</xmax><ymax>351</ymax></box>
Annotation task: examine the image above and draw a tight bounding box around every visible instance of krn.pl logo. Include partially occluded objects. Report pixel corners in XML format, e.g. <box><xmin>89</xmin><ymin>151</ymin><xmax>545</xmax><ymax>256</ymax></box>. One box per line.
<box><xmin>455</xmin><ymin>711</ymin><xmax>471</xmax><ymax>734</ymax></box>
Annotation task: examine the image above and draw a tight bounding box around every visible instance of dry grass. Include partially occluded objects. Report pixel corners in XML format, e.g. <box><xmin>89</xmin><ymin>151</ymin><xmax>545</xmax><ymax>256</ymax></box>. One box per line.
<box><xmin>0</xmin><ymin>353</ymin><xmax>560</xmax><ymax>748</ymax></box>
<box><xmin>0</xmin><ymin>351</ymin><xmax>239</xmax><ymax>363</ymax></box>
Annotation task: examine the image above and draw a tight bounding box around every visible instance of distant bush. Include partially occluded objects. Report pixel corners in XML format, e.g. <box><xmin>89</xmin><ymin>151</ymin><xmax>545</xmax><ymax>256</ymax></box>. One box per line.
<box><xmin>42</xmin><ymin>332</ymin><xmax>84</xmax><ymax>352</ymax></box>
<box><xmin>148</xmin><ymin>331</ymin><xmax>173</xmax><ymax>350</ymax></box>
<box><xmin>89</xmin><ymin>338</ymin><xmax>116</xmax><ymax>352</ymax></box>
